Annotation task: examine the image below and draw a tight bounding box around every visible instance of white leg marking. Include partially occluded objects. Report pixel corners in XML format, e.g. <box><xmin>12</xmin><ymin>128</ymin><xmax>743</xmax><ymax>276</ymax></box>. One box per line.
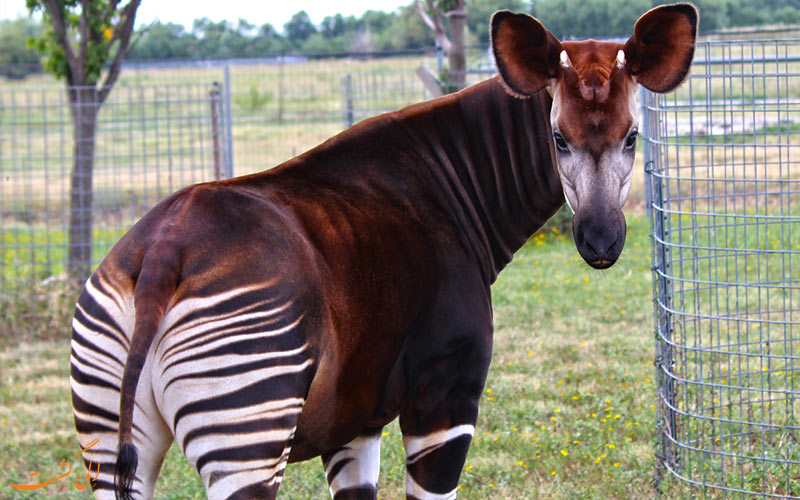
<box><xmin>406</xmin><ymin>473</ymin><xmax>458</xmax><ymax>500</ymax></box>
<box><xmin>403</xmin><ymin>424</ymin><xmax>474</xmax><ymax>464</ymax></box>
<box><xmin>325</xmin><ymin>432</ymin><xmax>382</xmax><ymax>497</ymax></box>
<box><xmin>403</xmin><ymin>425</ymin><xmax>474</xmax><ymax>500</ymax></box>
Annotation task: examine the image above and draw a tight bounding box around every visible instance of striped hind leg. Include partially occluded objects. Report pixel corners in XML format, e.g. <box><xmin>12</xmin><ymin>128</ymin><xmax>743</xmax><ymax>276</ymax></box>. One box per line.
<box><xmin>71</xmin><ymin>276</ymin><xmax>174</xmax><ymax>499</ymax></box>
<box><xmin>322</xmin><ymin>428</ymin><xmax>382</xmax><ymax>499</ymax></box>
<box><xmin>151</xmin><ymin>286</ymin><xmax>316</xmax><ymax>500</ymax></box>
<box><xmin>165</xmin><ymin>384</ymin><xmax>307</xmax><ymax>500</ymax></box>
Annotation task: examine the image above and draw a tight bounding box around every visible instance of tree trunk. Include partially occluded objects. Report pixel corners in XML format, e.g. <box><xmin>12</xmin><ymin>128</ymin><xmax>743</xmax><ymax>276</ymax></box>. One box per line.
<box><xmin>67</xmin><ymin>86</ymin><xmax>99</xmax><ymax>281</ymax></box>
<box><xmin>448</xmin><ymin>9</ymin><xmax>467</xmax><ymax>90</ymax></box>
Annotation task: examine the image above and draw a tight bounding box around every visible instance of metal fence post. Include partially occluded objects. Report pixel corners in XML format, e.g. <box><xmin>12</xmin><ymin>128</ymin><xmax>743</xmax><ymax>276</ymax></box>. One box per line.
<box><xmin>641</xmin><ymin>86</ymin><xmax>679</xmax><ymax>493</ymax></box>
<box><xmin>209</xmin><ymin>82</ymin><xmax>223</xmax><ymax>180</ymax></box>
<box><xmin>342</xmin><ymin>73</ymin><xmax>354</xmax><ymax>128</ymax></box>
<box><xmin>222</xmin><ymin>63</ymin><xmax>234</xmax><ymax>178</ymax></box>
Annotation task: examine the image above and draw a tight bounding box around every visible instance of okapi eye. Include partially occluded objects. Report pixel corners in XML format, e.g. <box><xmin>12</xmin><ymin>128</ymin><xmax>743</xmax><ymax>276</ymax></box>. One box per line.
<box><xmin>624</xmin><ymin>131</ymin><xmax>638</xmax><ymax>150</ymax></box>
<box><xmin>553</xmin><ymin>132</ymin><xmax>569</xmax><ymax>152</ymax></box>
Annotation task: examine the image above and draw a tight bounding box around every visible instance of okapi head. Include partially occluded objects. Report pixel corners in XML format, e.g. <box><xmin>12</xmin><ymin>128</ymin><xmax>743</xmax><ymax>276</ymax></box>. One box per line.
<box><xmin>491</xmin><ymin>4</ymin><xmax>697</xmax><ymax>268</ymax></box>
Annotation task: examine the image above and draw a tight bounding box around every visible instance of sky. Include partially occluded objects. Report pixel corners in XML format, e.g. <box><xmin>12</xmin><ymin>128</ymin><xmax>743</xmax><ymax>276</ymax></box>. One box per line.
<box><xmin>0</xmin><ymin>0</ymin><xmax>410</xmax><ymax>31</ymax></box>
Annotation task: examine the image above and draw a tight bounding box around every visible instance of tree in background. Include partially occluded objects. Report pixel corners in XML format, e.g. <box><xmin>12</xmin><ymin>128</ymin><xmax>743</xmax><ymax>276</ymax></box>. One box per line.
<box><xmin>418</xmin><ymin>0</ymin><xmax>467</xmax><ymax>90</ymax></box>
<box><xmin>126</xmin><ymin>21</ymin><xmax>193</xmax><ymax>60</ymax></box>
<box><xmin>530</xmin><ymin>0</ymin><xmax>653</xmax><ymax>39</ymax></box>
<box><xmin>252</xmin><ymin>23</ymin><xmax>290</xmax><ymax>56</ymax></box>
<box><xmin>26</xmin><ymin>0</ymin><xmax>142</xmax><ymax>280</ymax></box>
<box><xmin>284</xmin><ymin>11</ymin><xmax>317</xmax><ymax>49</ymax></box>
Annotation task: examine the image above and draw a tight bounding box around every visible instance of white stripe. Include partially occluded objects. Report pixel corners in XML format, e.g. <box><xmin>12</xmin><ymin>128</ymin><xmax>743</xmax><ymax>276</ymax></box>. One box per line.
<box><xmin>204</xmin><ymin>434</ymin><xmax>293</xmax><ymax>500</ymax></box>
<box><xmin>169</xmin><ymin>397</ymin><xmax>304</xmax><ymax>446</ymax></box>
<box><xmin>70</xmin><ymin>381</ymin><xmax>121</xmax><ymax>421</ymax></box>
<box><xmin>71</xmin><ymin>337</ymin><xmax>125</xmax><ymax>374</ymax></box>
<box><xmin>159</xmin><ymin>283</ymin><xmax>281</xmax><ymax>334</ymax></box>
<box><xmin>325</xmin><ymin>433</ymin><xmax>382</xmax><ymax>496</ymax></box>
<box><xmin>159</xmin><ymin>312</ymin><xmax>303</xmax><ymax>364</ymax></box>
<box><xmin>161</xmin><ymin>343</ymin><xmax>308</xmax><ymax>381</ymax></box>
<box><xmin>70</xmin><ymin>354</ymin><xmax>121</xmax><ymax>389</ymax></box>
<box><xmin>164</xmin><ymin>300</ymin><xmax>294</xmax><ymax>343</ymax></box>
<box><xmin>95</xmin><ymin>273</ymin><xmax>131</xmax><ymax>312</ymax></box>
<box><xmin>162</xmin><ymin>311</ymin><xmax>303</xmax><ymax>351</ymax></box>
<box><xmin>403</xmin><ymin>424</ymin><xmax>475</xmax><ymax>461</ymax></box>
<box><xmin>164</xmin><ymin>359</ymin><xmax>312</xmax><ymax>414</ymax></box>
<box><xmin>185</xmin><ymin>423</ymin><xmax>297</xmax><ymax>468</ymax></box>
<box><xmin>74</xmin><ymin>301</ymin><xmax>130</xmax><ymax>343</ymax></box>
<box><xmin>406</xmin><ymin>473</ymin><xmax>457</xmax><ymax>500</ymax></box>
<box><xmin>206</xmin><ymin>465</ymin><xmax>282</xmax><ymax>500</ymax></box>
<box><xmin>83</xmin><ymin>277</ymin><xmax>134</xmax><ymax>336</ymax></box>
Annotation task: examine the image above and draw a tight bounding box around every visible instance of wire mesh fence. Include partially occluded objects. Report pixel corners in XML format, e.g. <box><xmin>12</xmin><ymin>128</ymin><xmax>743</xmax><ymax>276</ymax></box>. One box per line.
<box><xmin>0</xmin><ymin>49</ymin><xmax>496</xmax><ymax>331</ymax></box>
<box><xmin>643</xmin><ymin>39</ymin><xmax>800</xmax><ymax>498</ymax></box>
<box><xmin>120</xmin><ymin>51</ymin><xmax>448</xmax><ymax>175</ymax></box>
<box><xmin>0</xmin><ymin>82</ymin><xmax>228</xmax><ymax>294</ymax></box>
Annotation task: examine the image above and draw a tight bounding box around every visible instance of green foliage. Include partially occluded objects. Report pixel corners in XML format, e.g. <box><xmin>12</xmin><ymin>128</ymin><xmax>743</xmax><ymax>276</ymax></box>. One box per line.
<box><xmin>531</xmin><ymin>0</ymin><xmax>655</xmax><ymax>39</ymax></box>
<box><xmin>234</xmin><ymin>84</ymin><xmax>273</xmax><ymax>112</ymax></box>
<box><xmin>26</xmin><ymin>0</ymin><xmax>115</xmax><ymax>84</ymax></box>
<box><xmin>126</xmin><ymin>21</ymin><xmax>193</xmax><ymax>60</ymax></box>
<box><xmin>284</xmin><ymin>11</ymin><xmax>317</xmax><ymax>47</ymax></box>
<box><xmin>0</xmin><ymin>18</ymin><xmax>42</xmax><ymax>79</ymax></box>
<box><xmin>438</xmin><ymin>66</ymin><xmax>463</xmax><ymax>93</ymax></box>
<box><xmin>374</xmin><ymin>3</ymin><xmax>435</xmax><ymax>51</ymax></box>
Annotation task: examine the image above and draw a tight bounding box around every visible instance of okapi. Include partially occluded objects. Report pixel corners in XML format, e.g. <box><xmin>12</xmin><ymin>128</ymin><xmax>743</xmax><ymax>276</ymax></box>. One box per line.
<box><xmin>70</xmin><ymin>4</ymin><xmax>697</xmax><ymax>499</ymax></box>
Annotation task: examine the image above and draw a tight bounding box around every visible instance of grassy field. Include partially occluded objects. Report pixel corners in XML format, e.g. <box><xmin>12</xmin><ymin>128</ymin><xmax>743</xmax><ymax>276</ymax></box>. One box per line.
<box><xmin>0</xmin><ymin>212</ymin><xmax>664</xmax><ymax>500</ymax></box>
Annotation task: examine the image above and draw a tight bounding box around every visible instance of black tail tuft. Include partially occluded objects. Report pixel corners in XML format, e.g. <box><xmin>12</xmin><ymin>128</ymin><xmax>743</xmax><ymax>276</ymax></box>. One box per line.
<box><xmin>114</xmin><ymin>442</ymin><xmax>138</xmax><ymax>500</ymax></box>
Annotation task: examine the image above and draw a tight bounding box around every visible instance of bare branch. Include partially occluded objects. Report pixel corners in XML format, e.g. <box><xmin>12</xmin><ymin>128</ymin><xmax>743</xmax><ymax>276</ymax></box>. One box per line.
<box><xmin>441</xmin><ymin>0</ymin><xmax>466</xmax><ymax>18</ymax></box>
<box><xmin>417</xmin><ymin>0</ymin><xmax>451</xmax><ymax>54</ymax></box>
<box><xmin>43</xmin><ymin>0</ymin><xmax>83</xmax><ymax>84</ymax></box>
<box><xmin>417</xmin><ymin>0</ymin><xmax>437</xmax><ymax>31</ymax></box>
<box><xmin>443</xmin><ymin>9</ymin><xmax>467</xmax><ymax>19</ymax></box>
<box><xmin>79</xmin><ymin>0</ymin><xmax>89</xmax><ymax>69</ymax></box>
<box><xmin>102</xmin><ymin>0</ymin><xmax>122</xmax><ymax>26</ymax></box>
<box><xmin>99</xmin><ymin>0</ymin><xmax>141</xmax><ymax>103</ymax></box>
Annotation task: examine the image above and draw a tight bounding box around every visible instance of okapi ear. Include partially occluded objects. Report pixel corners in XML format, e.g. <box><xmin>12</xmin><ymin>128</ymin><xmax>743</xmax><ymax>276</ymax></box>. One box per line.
<box><xmin>491</xmin><ymin>10</ymin><xmax>563</xmax><ymax>98</ymax></box>
<box><xmin>623</xmin><ymin>3</ymin><xmax>699</xmax><ymax>93</ymax></box>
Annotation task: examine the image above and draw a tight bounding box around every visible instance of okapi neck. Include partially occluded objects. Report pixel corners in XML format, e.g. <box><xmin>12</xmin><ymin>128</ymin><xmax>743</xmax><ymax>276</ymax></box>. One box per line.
<box><xmin>398</xmin><ymin>78</ymin><xmax>565</xmax><ymax>283</ymax></box>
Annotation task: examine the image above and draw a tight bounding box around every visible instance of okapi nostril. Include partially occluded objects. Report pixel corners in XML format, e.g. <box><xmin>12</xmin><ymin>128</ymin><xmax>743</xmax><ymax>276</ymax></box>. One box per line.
<box><xmin>574</xmin><ymin>218</ymin><xmax>624</xmax><ymax>268</ymax></box>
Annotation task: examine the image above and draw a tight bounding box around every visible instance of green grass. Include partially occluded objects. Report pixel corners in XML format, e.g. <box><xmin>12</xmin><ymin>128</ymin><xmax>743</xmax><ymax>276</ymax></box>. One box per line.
<box><xmin>0</xmin><ymin>212</ymin><xmax>663</xmax><ymax>499</ymax></box>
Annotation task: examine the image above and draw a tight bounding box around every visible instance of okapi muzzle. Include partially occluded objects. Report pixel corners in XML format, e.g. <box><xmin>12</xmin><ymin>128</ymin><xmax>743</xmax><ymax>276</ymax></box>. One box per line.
<box><xmin>573</xmin><ymin>204</ymin><xmax>626</xmax><ymax>269</ymax></box>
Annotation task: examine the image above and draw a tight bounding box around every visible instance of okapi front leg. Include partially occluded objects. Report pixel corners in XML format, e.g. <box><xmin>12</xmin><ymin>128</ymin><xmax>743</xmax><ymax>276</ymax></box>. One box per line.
<box><xmin>322</xmin><ymin>428</ymin><xmax>382</xmax><ymax>499</ymax></box>
<box><xmin>399</xmin><ymin>326</ymin><xmax>492</xmax><ymax>500</ymax></box>
<box><xmin>403</xmin><ymin>424</ymin><xmax>475</xmax><ymax>499</ymax></box>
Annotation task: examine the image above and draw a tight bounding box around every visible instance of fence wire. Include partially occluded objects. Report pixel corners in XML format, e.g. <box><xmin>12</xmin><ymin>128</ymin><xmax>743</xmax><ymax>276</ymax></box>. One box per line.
<box><xmin>0</xmin><ymin>49</ymin><xmax>496</xmax><ymax>323</ymax></box>
<box><xmin>0</xmin><ymin>82</ymin><xmax>227</xmax><ymax>293</ymax></box>
<box><xmin>643</xmin><ymin>39</ymin><xmax>800</xmax><ymax>499</ymax></box>
<box><xmin>121</xmin><ymin>51</ymin><xmax>441</xmax><ymax>175</ymax></box>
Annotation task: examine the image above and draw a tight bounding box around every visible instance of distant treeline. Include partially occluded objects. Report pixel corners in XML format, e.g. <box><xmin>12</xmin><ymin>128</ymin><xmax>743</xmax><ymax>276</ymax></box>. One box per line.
<box><xmin>3</xmin><ymin>0</ymin><xmax>800</xmax><ymax>78</ymax></box>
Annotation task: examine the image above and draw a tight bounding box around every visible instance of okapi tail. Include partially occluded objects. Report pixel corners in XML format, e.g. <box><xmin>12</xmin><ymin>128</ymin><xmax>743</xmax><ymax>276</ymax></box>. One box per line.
<box><xmin>115</xmin><ymin>442</ymin><xmax>138</xmax><ymax>500</ymax></box>
<box><xmin>114</xmin><ymin>244</ymin><xmax>181</xmax><ymax>500</ymax></box>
